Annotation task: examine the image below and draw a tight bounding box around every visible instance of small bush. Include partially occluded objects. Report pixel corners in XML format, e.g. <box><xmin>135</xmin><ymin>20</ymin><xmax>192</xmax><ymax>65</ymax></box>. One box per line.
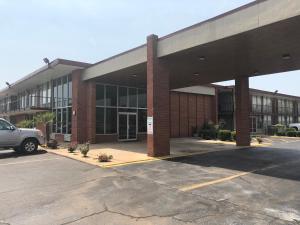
<box><xmin>286</xmin><ymin>128</ymin><xmax>296</xmax><ymax>132</ymax></box>
<box><xmin>47</xmin><ymin>139</ymin><xmax>58</xmax><ymax>149</ymax></box>
<box><xmin>98</xmin><ymin>153</ymin><xmax>113</xmax><ymax>162</ymax></box>
<box><xmin>68</xmin><ymin>143</ymin><xmax>78</xmax><ymax>153</ymax></box>
<box><xmin>199</xmin><ymin>121</ymin><xmax>217</xmax><ymax>140</ymax></box>
<box><xmin>199</xmin><ymin>129</ymin><xmax>217</xmax><ymax>140</ymax></box>
<box><xmin>296</xmin><ymin>131</ymin><xmax>300</xmax><ymax>137</ymax></box>
<box><xmin>287</xmin><ymin>131</ymin><xmax>297</xmax><ymax>137</ymax></box>
<box><xmin>256</xmin><ymin>136</ymin><xmax>263</xmax><ymax>144</ymax></box>
<box><xmin>17</xmin><ymin>119</ymin><xmax>34</xmax><ymax>128</ymax></box>
<box><xmin>276</xmin><ymin>131</ymin><xmax>286</xmax><ymax>136</ymax></box>
<box><xmin>231</xmin><ymin>131</ymin><xmax>236</xmax><ymax>141</ymax></box>
<box><xmin>80</xmin><ymin>142</ymin><xmax>90</xmax><ymax>157</ymax></box>
<box><xmin>218</xmin><ymin>130</ymin><xmax>232</xmax><ymax>141</ymax></box>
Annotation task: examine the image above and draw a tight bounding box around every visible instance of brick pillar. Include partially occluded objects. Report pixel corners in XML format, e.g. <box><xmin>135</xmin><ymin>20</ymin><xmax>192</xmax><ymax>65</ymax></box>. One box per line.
<box><xmin>86</xmin><ymin>81</ymin><xmax>96</xmax><ymax>144</ymax></box>
<box><xmin>235</xmin><ymin>77</ymin><xmax>251</xmax><ymax>146</ymax></box>
<box><xmin>72</xmin><ymin>70</ymin><xmax>96</xmax><ymax>144</ymax></box>
<box><xmin>147</xmin><ymin>34</ymin><xmax>170</xmax><ymax>157</ymax></box>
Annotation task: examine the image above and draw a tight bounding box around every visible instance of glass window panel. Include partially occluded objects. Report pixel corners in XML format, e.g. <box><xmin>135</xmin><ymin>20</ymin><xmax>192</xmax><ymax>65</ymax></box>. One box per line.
<box><xmin>105</xmin><ymin>108</ymin><xmax>117</xmax><ymax>134</ymax></box>
<box><xmin>57</xmin><ymin>108</ymin><xmax>62</xmax><ymax>133</ymax></box>
<box><xmin>138</xmin><ymin>89</ymin><xmax>147</xmax><ymax>108</ymax></box>
<box><xmin>96</xmin><ymin>85</ymin><xmax>105</xmax><ymax>106</ymax></box>
<box><xmin>138</xmin><ymin>109</ymin><xmax>147</xmax><ymax>133</ymax></box>
<box><xmin>105</xmin><ymin>85</ymin><xmax>117</xmax><ymax>107</ymax></box>
<box><xmin>129</xmin><ymin>88</ymin><xmax>137</xmax><ymax>108</ymax></box>
<box><xmin>62</xmin><ymin>108</ymin><xmax>67</xmax><ymax>133</ymax></box>
<box><xmin>63</xmin><ymin>76</ymin><xmax>68</xmax><ymax>107</ymax></box>
<box><xmin>57</xmin><ymin>78</ymin><xmax>62</xmax><ymax>107</ymax></box>
<box><xmin>118</xmin><ymin>87</ymin><xmax>128</xmax><ymax>107</ymax></box>
<box><xmin>67</xmin><ymin>108</ymin><xmax>72</xmax><ymax>134</ymax></box>
<box><xmin>68</xmin><ymin>75</ymin><xmax>72</xmax><ymax>106</ymax></box>
<box><xmin>53</xmin><ymin>80</ymin><xmax>57</xmax><ymax>108</ymax></box>
<box><xmin>96</xmin><ymin>107</ymin><xmax>104</xmax><ymax>134</ymax></box>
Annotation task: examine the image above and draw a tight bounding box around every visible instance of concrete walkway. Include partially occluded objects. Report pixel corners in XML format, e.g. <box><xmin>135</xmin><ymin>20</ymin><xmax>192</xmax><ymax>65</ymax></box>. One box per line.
<box><xmin>48</xmin><ymin>138</ymin><xmax>254</xmax><ymax>168</ymax></box>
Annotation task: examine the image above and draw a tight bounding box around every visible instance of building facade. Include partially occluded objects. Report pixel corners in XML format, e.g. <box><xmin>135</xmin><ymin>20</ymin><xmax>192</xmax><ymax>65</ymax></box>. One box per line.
<box><xmin>218</xmin><ymin>86</ymin><xmax>300</xmax><ymax>133</ymax></box>
<box><xmin>0</xmin><ymin>62</ymin><xmax>217</xmax><ymax>143</ymax></box>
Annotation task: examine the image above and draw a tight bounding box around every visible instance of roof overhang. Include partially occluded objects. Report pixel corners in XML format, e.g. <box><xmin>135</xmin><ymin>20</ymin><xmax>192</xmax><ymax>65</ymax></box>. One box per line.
<box><xmin>0</xmin><ymin>59</ymin><xmax>90</xmax><ymax>97</ymax></box>
<box><xmin>82</xmin><ymin>0</ymin><xmax>300</xmax><ymax>83</ymax></box>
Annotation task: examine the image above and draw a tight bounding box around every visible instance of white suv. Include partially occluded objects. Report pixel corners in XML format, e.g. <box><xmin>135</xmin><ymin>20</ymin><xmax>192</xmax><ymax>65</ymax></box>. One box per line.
<box><xmin>289</xmin><ymin>123</ymin><xmax>300</xmax><ymax>131</ymax></box>
<box><xmin>0</xmin><ymin>118</ymin><xmax>45</xmax><ymax>153</ymax></box>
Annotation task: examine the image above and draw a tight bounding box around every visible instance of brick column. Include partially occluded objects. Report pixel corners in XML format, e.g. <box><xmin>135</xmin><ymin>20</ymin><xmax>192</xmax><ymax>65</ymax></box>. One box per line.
<box><xmin>72</xmin><ymin>70</ymin><xmax>96</xmax><ymax>144</ymax></box>
<box><xmin>147</xmin><ymin>34</ymin><xmax>170</xmax><ymax>157</ymax></box>
<box><xmin>86</xmin><ymin>81</ymin><xmax>96</xmax><ymax>144</ymax></box>
<box><xmin>235</xmin><ymin>77</ymin><xmax>251</xmax><ymax>146</ymax></box>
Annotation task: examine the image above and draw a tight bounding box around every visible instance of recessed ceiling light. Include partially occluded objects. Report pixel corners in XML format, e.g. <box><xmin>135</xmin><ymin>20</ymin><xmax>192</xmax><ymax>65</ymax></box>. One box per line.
<box><xmin>193</xmin><ymin>73</ymin><xmax>200</xmax><ymax>76</ymax></box>
<box><xmin>198</xmin><ymin>56</ymin><xmax>206</xmax><ymax>61</ymax></box>
<box><xmin>131</xmin><ymin>74</ymin><xmax>137</xmax><ymax>78</ymax></box>
<box><xmin>282</xmin><ymin>54</ymin><xmax>291</xmax><ymax>60</ymax></box>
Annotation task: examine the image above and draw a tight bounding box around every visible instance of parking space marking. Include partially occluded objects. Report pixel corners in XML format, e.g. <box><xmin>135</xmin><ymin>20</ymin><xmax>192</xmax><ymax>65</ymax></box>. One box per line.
<box><xmin>180</xmin><ymin>159</ymin><xmax>300</xmax><ymax>192</ymax></box>
<box><xmin>179</xmin><ymin>171</ymin><xmax>253</xmax><ymax>192</ymax></box>
<box><xmin>0</xmin><ymin>157</ymin><xmax>63</xmax><ymax>166</ymax></box>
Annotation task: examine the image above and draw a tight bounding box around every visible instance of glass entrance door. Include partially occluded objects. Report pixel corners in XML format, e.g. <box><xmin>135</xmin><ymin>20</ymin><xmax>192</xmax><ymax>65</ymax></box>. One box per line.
<box><xmin>118</xmin><ymin>112</ymin><xmax>137</xmax><ymax>141</ymax></box>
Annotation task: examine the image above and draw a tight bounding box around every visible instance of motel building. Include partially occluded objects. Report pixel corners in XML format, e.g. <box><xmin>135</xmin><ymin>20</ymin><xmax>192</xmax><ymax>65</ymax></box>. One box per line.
<box><xmin>1</xmin><ymin>0</ymin><xmax>300</xmax><ymax>157</ymax></box>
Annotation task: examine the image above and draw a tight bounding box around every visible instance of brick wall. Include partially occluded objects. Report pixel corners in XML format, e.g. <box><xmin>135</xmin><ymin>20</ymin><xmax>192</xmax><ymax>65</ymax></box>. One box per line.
<box><xmin>170</xmin><ymin>91</ymin><xmax>217</xmax><ymax>138</ymax></box>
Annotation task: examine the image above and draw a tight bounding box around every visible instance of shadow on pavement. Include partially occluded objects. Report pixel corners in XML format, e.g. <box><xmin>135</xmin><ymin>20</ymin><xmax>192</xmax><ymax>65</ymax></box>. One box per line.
<box><xmin>166</xmin><ymin>147</ymin><xmax>300</xmax><ymax>182</ymax></box>
<box><xmin>0</xmin><ymin>149</ymin><xmax>47</xmax><ymax>160</ymax></box>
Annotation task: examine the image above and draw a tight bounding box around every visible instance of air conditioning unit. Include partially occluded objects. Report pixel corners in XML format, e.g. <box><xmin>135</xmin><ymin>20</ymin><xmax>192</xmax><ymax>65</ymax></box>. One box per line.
<box><xmin>64</xmin><ymin>134</ymin><xmax>72</xmax><ymax>142</ymax></box>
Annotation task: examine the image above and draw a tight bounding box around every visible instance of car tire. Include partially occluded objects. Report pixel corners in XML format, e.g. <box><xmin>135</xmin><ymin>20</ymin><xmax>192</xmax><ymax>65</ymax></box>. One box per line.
<box><xmin>13</xmin><ymin>147</ymin><xmax>22</xmax><ymax>153</ymax></box>
<box><xmin>21</xmin><ymin>139</ymin><xmax>38</xmax><ymax>154</ymax></box>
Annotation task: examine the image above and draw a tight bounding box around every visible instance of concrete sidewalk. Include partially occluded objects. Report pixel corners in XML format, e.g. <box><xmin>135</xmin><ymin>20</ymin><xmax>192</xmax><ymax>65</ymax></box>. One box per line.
<box><xmin>47</xmin><ymin>138</ymin><xmax>254</xmax><ymax>168</ymax></box>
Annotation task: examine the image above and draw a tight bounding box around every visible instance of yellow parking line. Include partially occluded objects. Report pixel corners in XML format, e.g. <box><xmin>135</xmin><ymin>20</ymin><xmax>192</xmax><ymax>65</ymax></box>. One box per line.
<box><xmin>0</xmin><ymin>157</ymin><xmax>62</xmax><ymax>166</ymax></box>
<box><xmin>179</xmin><ymin>171</ymin><xmax>253</xmax><ymax>192</ymax></box>
<box><xmin>101</xmin><ymin>152</ymin><xmax>209</xmax><ymax>168</ymax></box>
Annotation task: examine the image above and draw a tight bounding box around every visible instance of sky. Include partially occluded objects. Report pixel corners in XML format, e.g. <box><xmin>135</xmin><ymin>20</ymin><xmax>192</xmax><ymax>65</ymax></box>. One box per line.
<box><xmin>0</xmin><ymin>0</ymin><xmax>299</xmax><ymax>96</ymax></box>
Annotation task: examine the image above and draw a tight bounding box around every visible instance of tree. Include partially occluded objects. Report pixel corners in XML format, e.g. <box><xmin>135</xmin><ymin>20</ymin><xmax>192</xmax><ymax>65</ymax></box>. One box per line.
<box><xmin>34</xmin><ymin>112</ymin><xmax>54</xmax><ymax>142</ymax></box>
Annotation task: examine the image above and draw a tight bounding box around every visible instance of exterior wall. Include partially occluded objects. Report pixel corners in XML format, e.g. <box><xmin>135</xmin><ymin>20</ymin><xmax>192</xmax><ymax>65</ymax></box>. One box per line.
<box><xmin>170</xmin><ymin>91</ymin><xmax>217</xmax><ymax>138</ymax></box>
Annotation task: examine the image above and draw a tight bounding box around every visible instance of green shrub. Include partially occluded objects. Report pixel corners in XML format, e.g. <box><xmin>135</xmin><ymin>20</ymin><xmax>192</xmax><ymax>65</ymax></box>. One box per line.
<box><xmin>286</xmin><ymin>128</ymin><xmax>296</xmax><ymax>132</ymax></box>
<box><xmin>296</xmin><ymin>131</ymin><xmax>300</xmax><ymax>137</ymax></box>
<box><xmin>286</xmin><ymin>131</ymin><xmax>297</xmax><ymax>137</ymax></box>
<box><xmin>68</xmin><ymin>143</ymin><xmax>78</xmax><ymax>153</ymax></box>
<box><xmin>98</xmin><ymin>153</ymin><xmax>113</xmax><ymax>162</ymax></box>
<box><xmin>256</xmin><ymin>136</ymin><xmax>263</xmax><ymax>144</ymax></box>
<box><xmin>80</xmin><ymin>142</ymin><xmax>90</xmax><ymax>157</ymax></box>
<box><xmin>17</xmin><ymin>119</ymin><xmax>34</xmax><ymax>128</ymax></box>
<box><xmin>199</xmin><ymin>129</ymin><xmax>217</xmax><ymax>140</ymax></box>
<box><xmin>231</xmin><ymin>131</ymin><xmax>236</xmax><ymax>141</ymax></box>
<box><xmin>218</xmin><ymin>130</ymin><xmax>232</xmax><ymax>141</ymax></box>
<box><xmin>276</xmin><ymin>131</ymin><xmax>286</xmax><ymax>136</ymax></box>
<box><xmin>274</xmin><ymin>124</ymin><xmax>286</xmax><ymax>135</ymax></box>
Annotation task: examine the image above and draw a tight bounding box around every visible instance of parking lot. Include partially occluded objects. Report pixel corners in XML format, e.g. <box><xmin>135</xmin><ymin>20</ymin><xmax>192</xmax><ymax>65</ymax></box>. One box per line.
<box><xmin>0</xmin><ymin>139</ymin><xmax>300</xmax><ymax>225</ymax></box>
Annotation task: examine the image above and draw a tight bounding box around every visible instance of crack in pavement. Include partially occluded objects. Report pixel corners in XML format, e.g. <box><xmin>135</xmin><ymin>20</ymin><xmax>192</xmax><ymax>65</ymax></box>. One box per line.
<box><xmin>60</xmin><ymin>203</ymin><xmax>196</xmax><ymax>225</ymax></box>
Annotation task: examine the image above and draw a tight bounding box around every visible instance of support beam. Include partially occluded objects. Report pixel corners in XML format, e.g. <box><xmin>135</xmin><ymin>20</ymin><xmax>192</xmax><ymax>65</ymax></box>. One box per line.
<box><xmin>147</xmin><ymin>34</ymin><xmax>170</xmax><ymax>157</ymax></box>
<box><xmin>235</xmin><ymin>77</ymin><xmax>251</xmax><ymax>146</ymax></box>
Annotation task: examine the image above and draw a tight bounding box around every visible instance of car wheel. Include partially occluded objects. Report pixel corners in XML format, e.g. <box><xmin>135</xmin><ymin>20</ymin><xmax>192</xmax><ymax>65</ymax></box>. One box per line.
<box><xmin>21</xmin><ymin>139</ymin><xmax>38</xmax><ymax>154</ymax></box>
<box><xmin>13</xmin><ymin>147</ymin><xmax>22</xmax><ymax>153</ymax></box>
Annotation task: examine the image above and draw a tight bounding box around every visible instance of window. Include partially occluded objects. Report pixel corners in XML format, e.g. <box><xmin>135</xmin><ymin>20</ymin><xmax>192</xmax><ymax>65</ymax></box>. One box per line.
<box><xmin>105</xmin><ymin>85</ymin><xmax>117</xmax><ymax>107</ymax></box>
<box><xmin>96</xmin><ymin>85</ymin><xmax>105</xmax><ymax>106</ymax></box>
<box><xmin>252</xmin><ymin>96</ymin><xmax>261</xmax><ymax>113</ymax></box>
<box><xmin>287</xmin><ymin>116</ymin><xmax>293</xmax><ymax>124</ymax></box>
<box><xmin>278</xmin><ymin>115</ymin><xmax>285</xmax><ymax>125</ymax></box>
<box><xmin>138</xmin><ymin>109</ymin><xmax>147</xmax><ymax>132</ymax></box>
<box><xmin>129</xmin><ymin>88</ymin><xmax>137</xmax><ymax>108</ymax></box>
<box><xmin>62</xmin><ymin>76</ymin><xmax>68</xmax><ymax>107</ymax></box>
<box><xmin>0</xmin><ymin>120</ymin><xmax>11</xmax><ymax>130</ymax></box>
<box><xmin>263</xmin><ymin>97</ymin><xmax>272</xmax><ymax>113</ymax></box>
<box><xmin>96</xmin><ymin>108</ymin><xmax>105</xmax><ymax>134</ymax></box>
<box><xmin>52</xmin><ymin>75</ymin><xmax>72</xmax><ymax>134</ymax></box>
<box><xmin>105</xmin><ymin>108</ymin><xmax>117</xmax><ymax>134</ymax></box>
<box><xmin>263</xmin><ymin>115</ymin><xmax>272</xmax><ymax>127</ymax></box>
<box><xmin>118</xmin><ymin>87</ymin><xmax>127</xmax><ymax>107</ymax></box>
<box><xmin>278</xmin><ymin>99</ymin><xmax>285</xmax><ymax>114</ymax></box>
<box><xmin>138</xmin><ymin>89</ymin><xmax>147</xmax><ymax>108</ymax></box>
